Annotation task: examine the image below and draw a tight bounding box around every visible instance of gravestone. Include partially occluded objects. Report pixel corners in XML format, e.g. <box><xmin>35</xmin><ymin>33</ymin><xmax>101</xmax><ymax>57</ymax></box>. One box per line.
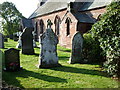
<box><xmin>16</xmin><ymin>31</ymin><xmax>22</xmax><ymax>48</ymax></box>
<box><xmin>0</xmin><ymin>50</ymin><xmax>2</xmax><ymax>67</ymax></box>
<box><xmin>38</xmin><ymin>27</ymin><xmax>61</xmax><ymax>68</ymax></box>
<box><xmin>16</xmin><ymin>31</ymin><xmax>37</xmax><ymax>48</ymax></box>
<box><xmin>4</xmin><ymin>48</ymin><xmax>21</xmax><ymax>71</ymax></box>
<box><xmin>38</xmin><ymin>35</ymin><xmax>42</xmax><ymax>48</ymax></box>
<box><xmin>0</xmin><ymin>33</ymin><xmax>4</xmax><ymax>48</ymax></box>
<box><xmin>47</xmin><ymin>19</ymin><xmax>53</xmax><ymax>29</ymax></box>
<box><xmin>4</xmin><ymin>35</ymin><xmax>8</xmax><ymax>42</ymax></box>
<box><xmin>21</xmin><ymin>27</ymin><xmax>34</xmax><ymax>54</ymax></box>
<box><xmin>32</xmin><ymin>31</ymin><xmax>37</xmax><ymax>48</ymax></box>
<box><xmin>68</xmin><ymin>32</ymin><xmax>83</xmax><ymax>64</ymax></box>
<box><xmin>16</xmin><ymin>37</ymin><xmax>22</xmax><ymax>48</ymax></box>
<box><xmin>33</xmin><ymin>39</ymin><xmax>37</xmax><ymax>48</ymax></box>
<box><xmin>0</xmin><ymin>50</ymin><xmax>2</xmax><ymax>86</ymax></box>
<box><xmin>13</xmin><ymin>33</ymin><xmax>18</xmax><ymax>41</ymax></box>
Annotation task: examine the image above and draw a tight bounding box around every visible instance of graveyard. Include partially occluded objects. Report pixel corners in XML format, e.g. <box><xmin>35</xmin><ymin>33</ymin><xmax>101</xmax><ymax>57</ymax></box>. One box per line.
<box><xmin>0</xmin><ymin>0</ymin><xmax>119</xmax><ymax>89</ymax></box>
<box><xmin>1</xmin><ymin>39</ymin><xmax>118</xmax><ymax>88</ymax></box>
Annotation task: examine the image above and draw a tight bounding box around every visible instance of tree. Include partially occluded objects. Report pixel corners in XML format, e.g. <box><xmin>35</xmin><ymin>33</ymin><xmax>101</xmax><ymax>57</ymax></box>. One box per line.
<box><xmin>91</xmin><ymin>1</ymin><xmax>120</xmax><ymax>78</ymax></box>
<box><xmin>0</xmin><ymin>2</ymin><xmax>24</xmax><ymax>36</ymax></box>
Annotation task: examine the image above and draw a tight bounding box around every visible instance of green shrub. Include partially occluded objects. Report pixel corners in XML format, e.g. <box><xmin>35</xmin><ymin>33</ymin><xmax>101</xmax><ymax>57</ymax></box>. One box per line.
<box><xmin>91</xmin><ymin>1</ymin><xmax>120</xmax><ymax>77</ymax></box>
<box><xmin>82</xmin><ymin>33</ymin><xmax>104</xmax><ymax>64</ymax></box>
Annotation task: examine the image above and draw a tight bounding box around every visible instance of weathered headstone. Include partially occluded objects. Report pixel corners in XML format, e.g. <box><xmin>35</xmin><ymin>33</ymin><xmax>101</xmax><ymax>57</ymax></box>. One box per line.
<box><xmin>38</xmin><ymin>28</ymin><xmax>61</xmax><ymax>68</ymax></box>
<box><xmin>68</xmin><ymin>32</ymin><xmax>83</xmax><ymax>64</ymax></box>
<box><xmin>47</xmin><ymin>19</ymin><xmax>53</xmax><ymax>29</ymax></box>
<box><xmin>32</xmin><ymin>31</ymin><xmax>37</xmax><ymax>47</ymax></box>
<box><xmin>21</xmin><ymin>27</ymin><xmax>34</xmax><ymax>54</ymax></box>
<box><xmin>4</xmin><ymin>48</ymin><xmax>21</xmax><ymax>71</ymax></box>
<box><xmin>33</xmin><ymin>39</ymin><xmax>37</xmax><ymax>48</ymax></box>
<box><xmin>16</xmin><ymin>37</ymin><xmax>22</xmax><ymax>48</ymax></box>
<box><xmin>0</xmin><ymin>33</ymin><xmax>4</xmax><ymax>48</ymax></box>
<box><xmin>38</xmin><ymin>35</ymin><xmax>42</xmax><ymax>48</ymax></box>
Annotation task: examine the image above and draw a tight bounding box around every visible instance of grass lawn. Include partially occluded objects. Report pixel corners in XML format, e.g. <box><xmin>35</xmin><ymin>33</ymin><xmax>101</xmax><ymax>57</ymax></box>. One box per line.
<box><xmin>1</xmin><ymin>39</ymin><xmax>119</xmax><ymax>88</ymax></box>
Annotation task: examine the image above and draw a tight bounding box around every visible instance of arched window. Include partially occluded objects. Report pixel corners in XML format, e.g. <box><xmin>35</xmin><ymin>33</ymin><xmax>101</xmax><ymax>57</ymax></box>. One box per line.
<box><xmin>65</xmin><ymin>17</ymin><xmax>72</xmax><ymax>36</ymax></box>
<box><xmin>54</xmin><ymin>15</ymin><xmax>61</xmax><ymax>35</ymax></box>
<box><xmin>39</xmin><ymin>19</ymin><xmax>44</xmax><ymax>34</ymax></box>
<box><xmin>97</xmin><ymin>14</ymin><xmax>101</xmax><ymax>21</ymax></box>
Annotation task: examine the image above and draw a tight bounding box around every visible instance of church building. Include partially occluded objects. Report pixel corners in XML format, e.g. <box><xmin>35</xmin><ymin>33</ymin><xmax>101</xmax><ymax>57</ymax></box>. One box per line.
<box><xmin>29</xmin><ymin>0</ymin><xmax>112</xmax><ymax>48</ymax></box>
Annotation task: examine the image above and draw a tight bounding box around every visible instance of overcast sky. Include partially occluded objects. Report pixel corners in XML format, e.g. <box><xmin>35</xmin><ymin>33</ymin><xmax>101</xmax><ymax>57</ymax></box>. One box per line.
<box><xmin>0</xmin><ymin>0</ymin><xmax>39</xmax><ymax>18</ymax></box>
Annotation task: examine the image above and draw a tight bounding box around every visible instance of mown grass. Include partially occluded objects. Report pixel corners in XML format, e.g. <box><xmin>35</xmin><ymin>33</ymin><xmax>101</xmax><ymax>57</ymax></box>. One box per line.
<box><xmin>1</xmin><ymin>39</ymin><xmax>119</xmax><ymax>88</ymax></box>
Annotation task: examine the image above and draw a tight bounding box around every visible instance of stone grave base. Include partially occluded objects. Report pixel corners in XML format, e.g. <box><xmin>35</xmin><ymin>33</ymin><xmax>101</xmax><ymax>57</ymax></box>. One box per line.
<box><xmin>38</xmin><ymin>63</ymin><xmax>62</xmax><ymax>68</ymax></box>
<box><xmin>68</xmin><ymin>57</ymin><xmax>82</xmax><ymax>64</ymax></box>
<box><xmin>3</xmin><ymin>66</ymin><xmax>23</xmax><ymax>72</ymax></box>
<box><xmin>22</xmin><ymin>49</ymin><xmax>34</xmax><ymax>55</ymax></box>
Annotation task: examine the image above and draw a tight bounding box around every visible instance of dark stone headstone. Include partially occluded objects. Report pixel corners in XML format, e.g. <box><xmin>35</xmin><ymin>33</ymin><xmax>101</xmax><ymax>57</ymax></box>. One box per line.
<box><xmin>4</xmin><ymin>48</ymin><xmax>21</xmax><ymax>71</ymax></box>
<box><xmin>0</xmin><ymin>50</ymin><xmax>2</xmax><ymax>66</ymax></box>
<box><xmin>0</xmin><ymin>33</ymin><xmax>4</xmax><ymax>48</ymax></box>
<box><xmin>0</xmin><ymin>50</ymin><xmax>2</xmax><ymax>85</ymax></box>
<box><xmin>9</xmin><ymin>34</ymin><xmax>13</xmax><ymax>39</ymax></box>
<box><xmin>38</xmin><ymin>28</ymin><xmax>61</xmax><ymax>68</ymax></box>
<box><xmin>21</xmin><ymin>27</ymin><xmax>34</xmax><ymax>55</ymax></box>
<box><xmin>4</xmin><ymin>38</ymin><xmax>8</xmax><ymax>42</ymax></box>
<box><xmin>68</xmin><ymin>32</ymin><xmax>83</xmax><ymax>64</ymax></box>
<box><xmin>4</xmin><ymin>35</ymin><xmax>8</xmax><ymax>42</ymax></box>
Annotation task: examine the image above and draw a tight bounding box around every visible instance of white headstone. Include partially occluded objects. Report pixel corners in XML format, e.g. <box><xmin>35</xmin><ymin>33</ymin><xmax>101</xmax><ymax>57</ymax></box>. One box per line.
<box><xmin>33</xmin><ymin>39</ymin><xmax>37</xmax><ymax>48</ymax></box>
<box><xmin>68</xmin><ymin>32</ymin><xmax>83</xmax><ymax>64</ymax></box>
<box><xmin>38</xmin><ymin>28</ymin><xmax>61</xmax><ymax>68</ymax></box>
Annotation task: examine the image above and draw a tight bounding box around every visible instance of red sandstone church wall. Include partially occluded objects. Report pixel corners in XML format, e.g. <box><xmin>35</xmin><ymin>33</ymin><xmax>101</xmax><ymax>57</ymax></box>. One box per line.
<box><xmin>32</xmin><ymin>9</ymin><xmax>78</xmax><ymax>49</ymax></box>
<box><xmin>59</xmin><ymin>12</ymin><xmax>78</xmax><ymax>49</ymax></box>
<box><xmin>32</xmin><ymin>7</ymin><xmax>106</xmax><ymax>49</ymax></box>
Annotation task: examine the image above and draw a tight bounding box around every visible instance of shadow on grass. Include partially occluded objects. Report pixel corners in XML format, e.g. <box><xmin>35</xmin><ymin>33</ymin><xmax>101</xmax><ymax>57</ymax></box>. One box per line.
<box><xmin>3</xmin><ymin>69</ymin><xmax>67</xmax><ymax>88</ymax></box>
<box><xmin>33</xmin><ymin>53</ymin><xmax>39</xmax><ymax>56</ymax></box>
<box><xmin>59</xmin><ymin>56</ymin><xmax>69</xmax><ymax>60</ymax></box>
<box><xmin>58</xmin><ymin>49</ymin><xmax>71</xmax><ymax>52</ymax></box>
<box><xmin>4</xmin><ymin>43</ymin><xmax>16</xmax><ymax>48</ymax></box>
<box><xmin>50</xmin><ymin>65</ymin><xmax>108</xmax><ymax>77</ymax></box>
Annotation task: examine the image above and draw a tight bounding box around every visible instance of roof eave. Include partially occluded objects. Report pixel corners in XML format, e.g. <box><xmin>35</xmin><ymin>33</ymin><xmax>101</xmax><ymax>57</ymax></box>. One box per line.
<box><xmin>79</xmin><ymin>6</ymin><xmax>106</xmax><ymax>12</ymax></box>
<box><xmin>30</xmin><ymin>7</ymin><xmax>67</xmax><ymax>19</ymax></box>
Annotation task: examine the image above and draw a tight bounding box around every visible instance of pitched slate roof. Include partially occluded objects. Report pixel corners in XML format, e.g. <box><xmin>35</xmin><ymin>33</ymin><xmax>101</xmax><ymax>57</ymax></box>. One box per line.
<box><xmin>29</xmin><ymin>0</ymin><xmax>113</xmax><ymax>19</ymax></box>
<box><xmin>73</xmin><ymin>12</ymin><xmax>96</xmax><ymax>23</ymax></box>
<box><xmin>29</xmin><ymin>0</ymin><xmax>73</xmax><ymax>19</ymax></box>
<box><xmin>79</xmin><ymin>0</ymin><xmax>113</xmax><ymax>11</ymax></box>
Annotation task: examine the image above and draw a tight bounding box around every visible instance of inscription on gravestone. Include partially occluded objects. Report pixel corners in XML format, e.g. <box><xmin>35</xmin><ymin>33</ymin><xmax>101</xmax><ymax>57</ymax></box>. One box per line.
<box><xmin>4</xmin><ymin>48</ymin><xmax>21</xmax><ymax>71</ymax></box>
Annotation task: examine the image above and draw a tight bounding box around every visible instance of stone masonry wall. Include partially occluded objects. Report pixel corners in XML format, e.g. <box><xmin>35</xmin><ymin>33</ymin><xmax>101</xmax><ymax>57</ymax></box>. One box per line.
<box><xmin>32</xmin><ymin>7</ymin><xmax>106</xmax><ymax>49</ymax></box>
